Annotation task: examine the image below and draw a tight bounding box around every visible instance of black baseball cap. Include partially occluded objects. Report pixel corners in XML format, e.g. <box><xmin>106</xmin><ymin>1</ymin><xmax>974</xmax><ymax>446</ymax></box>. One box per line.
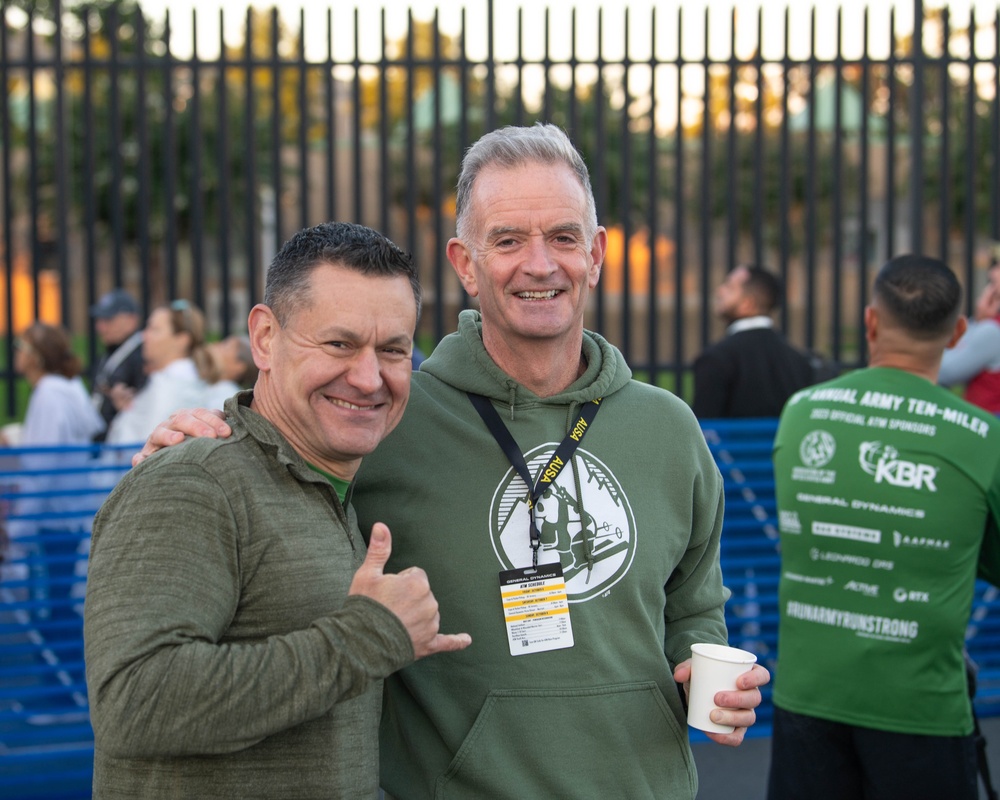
<box><xmin>91</xmin><ymin>289</ymin><xmax>139</xmax><ymax>319</ymax></box>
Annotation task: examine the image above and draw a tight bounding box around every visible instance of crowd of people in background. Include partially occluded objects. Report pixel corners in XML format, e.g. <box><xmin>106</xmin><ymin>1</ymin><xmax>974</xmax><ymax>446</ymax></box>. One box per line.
<box><xmin>12</xmin><ymin>254</ymin><xmax>1000</xmax><ymax>458</ymax></box>
<box><xmin>103</xmin><ymin>299</ymin><xmax>213</xmax><ymax>448</ymax></box>
<box><xmin>0</xmin><ymin>292</ymin><xmax>263</xmax><ymax>596</ymax></box>
<box><xmin>81</xmin><ymin>292</ymin><xmax>259</xmax><ymax>463</ymax></box>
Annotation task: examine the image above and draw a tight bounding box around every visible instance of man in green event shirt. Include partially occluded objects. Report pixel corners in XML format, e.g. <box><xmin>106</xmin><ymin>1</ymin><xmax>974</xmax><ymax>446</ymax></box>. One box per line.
<box><xmin>769</xmin><ymin>254</ymin><xmax>1000</xmax><ymax>800</ymax></box>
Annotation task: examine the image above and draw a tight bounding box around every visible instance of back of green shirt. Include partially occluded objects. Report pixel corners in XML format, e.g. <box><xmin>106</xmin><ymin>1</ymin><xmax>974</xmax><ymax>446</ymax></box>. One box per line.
<box><xmin>772</xmin><ymin>367</ymin><xmax>1000</xmax><ymax>736</ymax></box>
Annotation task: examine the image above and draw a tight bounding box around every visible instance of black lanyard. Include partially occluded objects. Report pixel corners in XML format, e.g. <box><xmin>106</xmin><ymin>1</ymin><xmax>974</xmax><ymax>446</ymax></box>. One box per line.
<box><xmin>468</xmin><ymin>393</ymin><xmax>602</xmax><ymax>567</ymax></box>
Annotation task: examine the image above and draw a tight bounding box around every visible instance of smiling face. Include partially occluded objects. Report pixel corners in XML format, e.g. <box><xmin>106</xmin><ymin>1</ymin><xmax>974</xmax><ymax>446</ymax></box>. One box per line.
<box><xmin>249</xmin><ymin>262</ymin><xmax>417</xmax><ymax>480</ymax></box>
<box><xmin>447</xmin><ymin>160</ymin><xmax>606</xmax><ymax>365</ymax></box>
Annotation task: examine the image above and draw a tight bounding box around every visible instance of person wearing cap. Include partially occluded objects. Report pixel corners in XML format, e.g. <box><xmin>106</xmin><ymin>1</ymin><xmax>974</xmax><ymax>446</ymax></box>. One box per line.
<box><xmin>90</xmin><ymin>289</ymin><xmax>146</xmax><ymax>440</ymax></box>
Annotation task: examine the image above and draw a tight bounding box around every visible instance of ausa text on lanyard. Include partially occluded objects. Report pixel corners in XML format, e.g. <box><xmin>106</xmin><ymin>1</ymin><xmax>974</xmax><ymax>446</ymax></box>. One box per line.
<box><xmin>467</xmin><ymin>393</ymin><xmax>603</xmax><ymax>568</ymax></box>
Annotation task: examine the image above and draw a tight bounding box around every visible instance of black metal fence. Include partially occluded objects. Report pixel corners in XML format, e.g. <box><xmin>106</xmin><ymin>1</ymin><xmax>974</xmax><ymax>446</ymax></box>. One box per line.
<box><xmin>2</xmin><ymin>0</ymin><xmax>999</xmax><ymax>417</ymax></box>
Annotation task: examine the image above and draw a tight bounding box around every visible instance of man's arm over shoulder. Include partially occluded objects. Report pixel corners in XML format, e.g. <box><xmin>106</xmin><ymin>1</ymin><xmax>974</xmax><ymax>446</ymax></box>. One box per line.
<box><xmin>84</xmin><ymin>455</ymin><xmax>414</xmax><ymax>759</ymax></box>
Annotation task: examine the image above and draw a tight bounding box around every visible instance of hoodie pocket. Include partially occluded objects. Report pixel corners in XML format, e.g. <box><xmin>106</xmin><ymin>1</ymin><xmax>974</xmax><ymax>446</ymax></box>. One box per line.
<box><xmin>434</xmin><ymin>681</ymin><xmax>696</xmax><ymax>800</ymax></box>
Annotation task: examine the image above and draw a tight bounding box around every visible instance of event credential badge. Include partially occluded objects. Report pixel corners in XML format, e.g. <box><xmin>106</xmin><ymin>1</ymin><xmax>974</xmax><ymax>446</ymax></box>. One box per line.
<box><xmin>499</xmin><ymin>562</ymin><xmax>574</xmax><ymax>656</ymax></box>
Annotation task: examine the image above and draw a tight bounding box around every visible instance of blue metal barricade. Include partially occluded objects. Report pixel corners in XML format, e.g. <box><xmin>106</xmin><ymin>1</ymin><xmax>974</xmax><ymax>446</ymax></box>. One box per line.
<box><xmin>0</xmin><ymin>443</ymin><xmax>134</xmax><ymax>800</ymax></box>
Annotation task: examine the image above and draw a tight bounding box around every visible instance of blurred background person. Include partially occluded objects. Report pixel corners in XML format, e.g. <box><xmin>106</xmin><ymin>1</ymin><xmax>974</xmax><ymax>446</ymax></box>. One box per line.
<box><xmin>2</xmin><ymin>323</ymin><xmax>105</xmax><ymax>619</ymax></box>
<box><xmin>89</xmin><ymin>289</ymin><xmax>146</xmax><ymax>441</ymax></box>
<box><xmin>203</xmin><ymin>334</ymin><xmax>259</xmax><ymax>408</ymax></box>
<box><xmin>692</xmin><ymin>265</ymin><xmax>816</xmax><ymax>419</ymax></box>
<box><xmin>940</xmin><ymin>260</ymin><xmax>1000</xmax><ymax>414</ymax></box>
<box><xmin>106</xmin><ymin>300</ymin><xmax>211</xmax><ymax>447</ymax></box>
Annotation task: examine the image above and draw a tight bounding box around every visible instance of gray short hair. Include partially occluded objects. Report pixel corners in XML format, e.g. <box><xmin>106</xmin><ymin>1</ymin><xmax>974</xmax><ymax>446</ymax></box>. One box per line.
<box><xmin>454</xmin><ymin>123</ymin><xmax>598</xmax><ymax>243</ymax></box>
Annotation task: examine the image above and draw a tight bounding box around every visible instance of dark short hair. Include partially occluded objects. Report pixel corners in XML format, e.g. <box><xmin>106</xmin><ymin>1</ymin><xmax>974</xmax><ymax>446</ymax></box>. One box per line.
<box><xmin>264</xmin><ymin>222</ymin><xmax>420</xmax><ymax>325</ymax></box>
<box><xmin>872</xmin><ymin>254</ymin><xmax>962</xmax><ymax>339</ymax></box>
<box><xmin>740</xmin><ymin>266</ymin><xmax>783</xmax><ymax>313</ymax></box>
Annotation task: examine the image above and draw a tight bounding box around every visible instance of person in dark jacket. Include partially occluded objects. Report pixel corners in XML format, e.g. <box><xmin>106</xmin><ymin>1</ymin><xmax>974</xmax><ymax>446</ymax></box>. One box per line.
<box><xmin>692</xmin><ymin>265</ymin><xmax>815</xmax><ymax>419</ymax></box>
<box><xmin>90</xmin><ymin>289</ymin><xmax>147</xmax><ymax>440</ymax></box>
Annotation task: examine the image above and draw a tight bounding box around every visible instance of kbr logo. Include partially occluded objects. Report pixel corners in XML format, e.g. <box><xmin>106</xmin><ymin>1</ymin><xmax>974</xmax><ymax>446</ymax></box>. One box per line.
<box><xmin>799</xmin><ymin>430</ymin><xmax>836</xmax><ymax>468</ymax></box>
<box><xmin>858</xmin><ymin>441</ymin><xmax>938</xmax><ymax>492</ymax></box>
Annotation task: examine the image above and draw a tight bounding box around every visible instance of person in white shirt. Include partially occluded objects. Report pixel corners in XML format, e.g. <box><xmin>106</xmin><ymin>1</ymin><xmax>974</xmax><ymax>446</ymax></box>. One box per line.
<box><xmin>3</xmin><ymin>323</ymin><xmax>106</xmax><ymax>617</ymax></box>
<box><xmin>106</xmin><ymin>300</ymin><xmax>211</xmax><ymax>449</ymax></box>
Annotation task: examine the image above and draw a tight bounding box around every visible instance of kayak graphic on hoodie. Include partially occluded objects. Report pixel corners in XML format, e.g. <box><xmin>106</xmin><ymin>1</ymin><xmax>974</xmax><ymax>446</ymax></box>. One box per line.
<box><xmin>490</xmin><ymin>445</ymin><xmax>636</xmax><ymax>603</ymax></box>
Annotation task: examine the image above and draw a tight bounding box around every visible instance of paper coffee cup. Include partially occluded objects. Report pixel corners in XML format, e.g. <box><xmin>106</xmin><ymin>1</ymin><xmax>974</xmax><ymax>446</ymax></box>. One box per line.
<box><xmin>686</xmin><ymin>642</ymin><xmax>757</xmax><ymax>734</ymax></box>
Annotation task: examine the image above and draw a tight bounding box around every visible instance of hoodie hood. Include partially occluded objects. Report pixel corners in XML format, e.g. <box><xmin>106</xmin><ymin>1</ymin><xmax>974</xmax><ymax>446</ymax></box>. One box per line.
<box><xmin>419</xmin><ymin>310</ymin><xmax>632</xmax><ymax>412</ymax></box>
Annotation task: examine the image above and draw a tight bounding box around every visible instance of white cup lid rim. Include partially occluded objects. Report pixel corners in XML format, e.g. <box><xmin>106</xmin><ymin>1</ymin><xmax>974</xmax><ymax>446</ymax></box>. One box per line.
<box><xmin>690</xmin><ymin>642</ymin><xmax>757</xmax><ymax>663</ymax></box>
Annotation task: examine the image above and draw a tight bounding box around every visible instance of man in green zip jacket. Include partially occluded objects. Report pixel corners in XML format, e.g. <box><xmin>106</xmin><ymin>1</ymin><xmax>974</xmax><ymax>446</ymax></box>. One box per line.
<box><xmin>85</xmin><ymin>222</ymin><xmax>471</xmax><ymax>799</ymax></box>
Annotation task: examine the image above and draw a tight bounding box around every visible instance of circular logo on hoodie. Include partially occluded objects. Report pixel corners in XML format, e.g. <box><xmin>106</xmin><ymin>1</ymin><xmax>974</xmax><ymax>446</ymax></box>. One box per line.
<box><xmin>487</xmin><ymin>444</ymin><xmax>636</xmax><ymax>603</ymax></box>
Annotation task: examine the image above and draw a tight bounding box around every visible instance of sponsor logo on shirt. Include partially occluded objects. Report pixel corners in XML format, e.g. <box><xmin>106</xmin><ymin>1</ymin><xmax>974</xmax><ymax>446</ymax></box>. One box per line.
<box><xmin>800</xmin><ymin>430</ymin><xmax>836</xmax><ymax>467</ymax></box>
<box><xmin>843</xmin><ymin>580</ymin><xmax>879</xmax><ymax>597</ymax></box>
<box><xmin>809</xmin><ymin>548</ymin><xmax>895</xmax><ymax>571</ymax></box>
<box><xmin>892</xmin><ymin>530</ymin><xmax>950</xmax><ymax>550</ymax></box>
<box><xmin>779</xmin><ymin>510</ymin><xmax>802</xmax><ymax>534</ymax></box>
<box><xmin>792</xmin><ymin>430</ymin><xmax>838</xmax><ymax>483</ymax></box>
<box><xmin>784</xmin><ymin>571</ymin><xmax>833</xmax><ymax>587</ymax></box>
<box><xmin>893</xmin><ymin>587</ymin><xmax>930</xmax><ymax>603</ymax></box>
<box><xmin>858</xmin><ymin>441</ymin><xmax>938</xmax><ymax>491</ymax></box>
<box><xmin>812</xmin><ymin>521</ymin><xmax>881</xmax><ymax>544</ymax></box>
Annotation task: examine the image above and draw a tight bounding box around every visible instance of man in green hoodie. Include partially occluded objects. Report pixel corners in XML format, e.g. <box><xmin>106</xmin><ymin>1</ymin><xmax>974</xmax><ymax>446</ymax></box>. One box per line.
<box><xmin>137</xmin><ymin>125</ymin><xmax>769</xmax><ymax>799</ymax></box>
